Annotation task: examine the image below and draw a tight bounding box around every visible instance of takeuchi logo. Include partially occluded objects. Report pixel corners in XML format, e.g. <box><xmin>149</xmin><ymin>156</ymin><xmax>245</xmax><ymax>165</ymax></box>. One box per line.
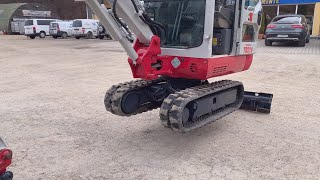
<box><xmin>262</xmin><ymin>0</ymin><xmax>279</xmax><ymax>4</ymax></box>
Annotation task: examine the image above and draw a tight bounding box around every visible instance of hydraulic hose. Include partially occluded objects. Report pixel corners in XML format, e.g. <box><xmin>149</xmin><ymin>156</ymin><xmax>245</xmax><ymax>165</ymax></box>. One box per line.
<box><xmin>130</xmin><ymin>0</ymin><xmax>167</xmax><ymax>44</ymax></box>
<box><xmin>112</xmin><ymin>0</ymin><xmax>131</xmax><ymax>33</ymax></box>
<box><xmin>112</xmin><ymin>0</ymin><xmax>166</xmax><ymax>44</ymax></box>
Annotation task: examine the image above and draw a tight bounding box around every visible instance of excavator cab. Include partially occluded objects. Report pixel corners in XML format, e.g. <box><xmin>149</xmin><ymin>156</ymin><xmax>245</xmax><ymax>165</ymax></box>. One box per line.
<box><xmin>144</xmin><ymin>0</ymin><xmax>206</xmax><ymax>48</ymax></box>
<box><xmin>143</xmin><ymin>0</ymin><xmax>262</xmax><ymax>57</ymax></box>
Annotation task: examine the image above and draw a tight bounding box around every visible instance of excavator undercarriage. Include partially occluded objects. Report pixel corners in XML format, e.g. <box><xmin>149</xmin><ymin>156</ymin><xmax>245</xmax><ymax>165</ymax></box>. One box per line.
<box><xmin>105</xmin><ymin>78</ymin><xmax>271</xmax><ymax>132</ymax></box>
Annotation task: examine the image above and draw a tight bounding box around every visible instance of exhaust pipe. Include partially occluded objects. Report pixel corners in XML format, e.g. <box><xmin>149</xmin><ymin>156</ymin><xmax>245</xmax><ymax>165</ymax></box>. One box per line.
<box><xmin>240</xmin><ymin>91</ymin><xmax>273</xmax><ymax>114</ymax></box>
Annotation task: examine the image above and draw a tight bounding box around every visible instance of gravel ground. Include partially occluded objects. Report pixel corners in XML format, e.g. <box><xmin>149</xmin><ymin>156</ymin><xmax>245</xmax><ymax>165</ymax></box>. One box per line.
<box><xmin>1</xmin><ymin>36</ymin><xmax>320</xmax><ymax>180</ymax></box>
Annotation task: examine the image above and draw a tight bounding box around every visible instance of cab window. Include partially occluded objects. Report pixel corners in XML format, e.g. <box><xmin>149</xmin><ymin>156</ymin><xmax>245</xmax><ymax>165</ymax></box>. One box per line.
<box><xmin>144</xmin><ymin>0</ymin><xmax>206</xmax><ymax>48</ymax></box>
<box><xmin>242</xmin><ymin>24</ymin><xmax>255</xmax><ymax>42</ymax></box>
<box><xmin>245</xmin><ymin>0</ymin><xmax>259</xmax><ymax>9</ymax></box>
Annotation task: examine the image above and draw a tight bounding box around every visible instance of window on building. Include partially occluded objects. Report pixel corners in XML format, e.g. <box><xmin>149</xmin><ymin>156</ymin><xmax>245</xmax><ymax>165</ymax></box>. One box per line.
<box><xmin>263</xmin><ymin>5</ymin><xmax>278</xmax><ymax>23</ymax></box>
<box><xmin>298</xmin><ymin>4</ymin><xmax>315</xmax><ymax>16</ymax></box>
<box><xmin>279</xmin><ymin>5</ymin><xmax>296</xmax><ymax>15</ymax></box>
<box><xmin>298</xmin><ymin>4</ymin><xmax>315</xmax><ymax>34</ymax></box>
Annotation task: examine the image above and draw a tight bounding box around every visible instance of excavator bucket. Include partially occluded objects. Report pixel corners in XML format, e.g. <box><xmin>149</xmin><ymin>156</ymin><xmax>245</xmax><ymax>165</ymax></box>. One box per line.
<box><xmin>240</xmin><ymin>91</ymin><xmax>273</xmax><ymax>114</ymax></box>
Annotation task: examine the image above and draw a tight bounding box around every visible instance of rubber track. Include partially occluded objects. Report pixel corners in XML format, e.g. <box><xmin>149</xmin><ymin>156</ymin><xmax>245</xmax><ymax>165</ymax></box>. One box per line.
<box><xmin>159</xmin><ymin>80</ymin><xmax>244</xmax><ymax>132</ymax></box>
<box><xmin>104</xmin><ymin>78</ymin><xmax>165</xmax><ymax>116</ymax></box>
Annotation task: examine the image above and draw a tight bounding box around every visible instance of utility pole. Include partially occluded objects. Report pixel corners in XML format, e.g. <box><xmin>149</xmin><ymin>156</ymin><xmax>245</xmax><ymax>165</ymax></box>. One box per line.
<box><xmin>86</xmin><ymin>4</ymin><xmax>89</xmax><ymax>19</ymax></box>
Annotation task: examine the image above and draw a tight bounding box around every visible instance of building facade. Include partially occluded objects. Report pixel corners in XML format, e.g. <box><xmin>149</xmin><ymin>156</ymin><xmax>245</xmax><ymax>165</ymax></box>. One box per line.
<box><xmin>0</xmin><ymin>3</ymin><xmax>59</xmax><ymax>34</ymax></box>
<box><xmin>262</xmin><ymin>0</ymin><xmax>320</xmax><ymax>36</ymax></box>
<box><xmin>0</xmin><ymin>1</ymin><xmax>87</xmax><ymax>34</ymax></box>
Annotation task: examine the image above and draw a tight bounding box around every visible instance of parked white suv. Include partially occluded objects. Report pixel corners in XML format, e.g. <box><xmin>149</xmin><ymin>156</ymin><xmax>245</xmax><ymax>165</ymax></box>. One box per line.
<box><xmin>72</xmin><ymin>19</ymin><xmax>99</xmax><ymax>39</ymax></box>
<box><xmin>24</xmin><ymin>19</ymin><xmax>58</xmax><ymax>39</ymax></box>
<box><xmin>49</xmin><ymin>21</ymin><xmax>73</xmax><ymax>39</ymax></box>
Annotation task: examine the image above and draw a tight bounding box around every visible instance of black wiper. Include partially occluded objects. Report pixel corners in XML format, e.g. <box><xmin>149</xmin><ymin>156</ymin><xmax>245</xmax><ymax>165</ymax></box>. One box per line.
<box><xmin>163</xmin><ymin>45</ymin><xmax>190</xmax><ymax>49</ymax></box>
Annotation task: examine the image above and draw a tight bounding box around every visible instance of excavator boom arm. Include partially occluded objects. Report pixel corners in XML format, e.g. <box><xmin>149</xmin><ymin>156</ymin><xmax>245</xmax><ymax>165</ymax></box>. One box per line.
<box><xmin>76</xmin><ymin>0</ymin><xmax>155</xmax><ymax>62</ymax></box>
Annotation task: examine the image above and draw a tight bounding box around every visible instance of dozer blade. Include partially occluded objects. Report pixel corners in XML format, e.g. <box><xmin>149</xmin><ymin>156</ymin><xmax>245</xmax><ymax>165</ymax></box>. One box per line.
<box><xmin>160</xmin><ymin>80</ymin><xmax>244</xmax><ymax>132</ymax></box>
<box><xmin>240</xmin><ymin>91</ymin><xmax>273</xmax><ymax>114</ymax></box>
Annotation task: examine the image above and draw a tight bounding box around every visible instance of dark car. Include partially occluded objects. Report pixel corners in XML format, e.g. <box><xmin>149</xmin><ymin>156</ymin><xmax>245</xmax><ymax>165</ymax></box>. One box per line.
<box><xmin>98</xmin><ymin>23</ymin><xmax>111</xmax><ymax>40</ymax></box>
<box><xmin>98</xmin><ymin>22</ymin><xmax>135</xmax><ymax>43</ymax></box>
<box><xmin>0</xmin><ymin>138</ymin><xmax>13</xmax><ymax>180</ymax></box>
<box><xmin>265</xmin><ymin>14</ymin><xmax>310</xmax><ymax>47</ymax></box>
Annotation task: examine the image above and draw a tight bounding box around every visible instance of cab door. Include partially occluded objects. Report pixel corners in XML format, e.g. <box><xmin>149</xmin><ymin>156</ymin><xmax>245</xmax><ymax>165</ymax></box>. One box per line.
<box><xmin>237</xmin><ymin>0</ymin><xmax>262</xmax><ymax>55</ymax></box>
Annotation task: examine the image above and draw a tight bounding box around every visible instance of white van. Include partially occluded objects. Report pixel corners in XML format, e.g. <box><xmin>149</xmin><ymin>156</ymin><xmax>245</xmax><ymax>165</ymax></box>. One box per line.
<box><xmin>24</xmin><ymin>19</ymin><xmax>59</xmax><ymax>39</ymax></box>
<box><xmin>49</xmin><ymin>21</ymin><xmax>73</xmax><ymax>39</ymax></box>
<box><xmin>72</xmin><ymin>19</ymin><xmax>99</xmax><ymax>39</ymax></box>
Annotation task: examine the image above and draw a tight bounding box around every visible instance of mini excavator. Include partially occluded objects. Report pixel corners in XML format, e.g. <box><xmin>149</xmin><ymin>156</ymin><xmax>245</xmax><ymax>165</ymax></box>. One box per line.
<box><xmin>78</xmin><ymin>0</ymin><xmax>273</xmax><ymax>132</ymax></box>
<box><xmin>0</xmin><ymin>138</ymin><xmax>13</xmax><ymax>180</ymax></box>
